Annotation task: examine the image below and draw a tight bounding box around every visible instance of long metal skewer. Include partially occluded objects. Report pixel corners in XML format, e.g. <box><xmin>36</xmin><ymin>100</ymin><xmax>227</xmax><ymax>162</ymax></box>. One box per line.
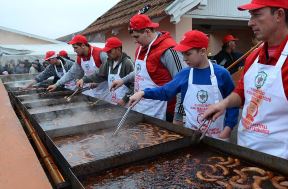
<box><xmin>66</xmin><ymin>87</ymin><xmax>91</xmax><ymax>102</ymax></box>
<box><xmin>112</xmin><ymin>106</ymin><xmax>132</xmax><ymax>136</ymax></box>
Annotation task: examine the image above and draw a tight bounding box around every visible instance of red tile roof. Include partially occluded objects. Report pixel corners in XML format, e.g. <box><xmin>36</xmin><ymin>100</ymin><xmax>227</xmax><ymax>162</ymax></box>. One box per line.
<box><xmin>82</xmin><ymin>0</ymin><xmax>174</xmax><ymax>35</ymax></box>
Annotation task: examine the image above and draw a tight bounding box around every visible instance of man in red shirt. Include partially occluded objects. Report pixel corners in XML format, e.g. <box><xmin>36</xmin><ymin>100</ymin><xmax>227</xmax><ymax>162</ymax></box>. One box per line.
<box><xmin>202</xmin><ymin>0</ymin><xmax>288</xmax><ymax>159</ymax></box>
<box><xmin>111</xmin><ymin>14</ymin><xmax>186</xmax><ymax>122</ymax></box>
<box><xmin>47</xmin><ymin>35</ymin><xmax>108</xmax><ymax>98</ymax></box>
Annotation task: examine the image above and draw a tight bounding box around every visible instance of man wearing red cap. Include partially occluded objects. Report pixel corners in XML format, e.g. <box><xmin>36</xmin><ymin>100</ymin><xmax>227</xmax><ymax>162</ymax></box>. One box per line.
<box><xmin>202</xmin><ymin>0</ymin><xmax>288</xmax><ymax>159</ymax></box>
<box><xmin>129</xmin><ymin>30</ymin><xmax>238</xmax><ymax>140</ymax></box>
<box><xmin>24</xmin><ymin>51</ymin><xmax>74</xmax><ymax>89</ymax></box>
<box><xmin>47</xmin><ymin>35</ymin><xmax>108</xmax><ymax>98</ymax></box>
<box><xmin>58</xmin><ymin>50</ymin><xmax>74</xmax><ymax>62</ymax></box>
<box><xmin>76</xmin><ymin>37</ymin><xmax>134</xmax><ymax>106</ymax></box>
<box><xmin>111</xmin><ymin>14</ymin><xmax>186</xmax><ymax>122</ymax></box>
<box><xmin>212</xmin><ymin>34</ymin><xmax>244</xmax><ymax>74</ymax></box>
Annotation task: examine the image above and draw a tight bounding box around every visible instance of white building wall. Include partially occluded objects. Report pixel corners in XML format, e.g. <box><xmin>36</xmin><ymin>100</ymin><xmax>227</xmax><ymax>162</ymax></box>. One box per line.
<box><xmin>186</xmin><ymin>0</ymin><xmax>251</xmax><ymax>20</ymax></box>
<box><xmin>0</xmin><ymin>30</ymin><xmax>55</xmax><ymax>45</ymax></box>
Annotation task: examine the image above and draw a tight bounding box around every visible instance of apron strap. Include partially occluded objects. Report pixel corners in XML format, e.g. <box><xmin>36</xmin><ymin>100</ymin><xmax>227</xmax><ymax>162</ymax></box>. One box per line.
<box><xmin>189</xmin><ymin>61</ymin><xmax>220</xmax><ymax>104</ymax></box>
<box><xmin>108</xmin><ymin>62</ymin><xmax>122</xmax><ymax>75</ymax></box>
<box><xmin>275</xmin><ymin>41</ymin><xmax>288</xmax><ymax>70</ymax></box>
<box><xmin>54</xmin><ymin>59</ymin><xmax>66</xmax><ymax>77</ymax></box>
<box><xmin>188</xmin><ymin>67</ymin><xmax>193</xmax><ymax>85</ymax></box>
<box><xmin>135</xmin><ymin>34</ymin><xmax>158</xmax><ymax>62</ymax></box>
<box><xmin>254</xmin><ymin>41</ymin><xmax>288</xmax><ymax>88</ymax></box>
<box><xmin>117</xmin><ymin>63</ymin><xmax>122</xmax><ymax>75</ymax></box>
<box><xmin>108</xmin><ymin>63</ymin><xmax>112</xmax><ymax>75</ymax></box>
<box><xmin>143</xmin><ymin>35</ymin><xmax>158</xmax><ymax>62</ymax></box>
<box><xmin>136</xmin><ymin>46</ymin><xmax>142</xmax><ymax>60</ymax></box>
<box><xmin>209</xmin><ymin>61</ymin><xmax>220</xmax><ymax>103</ymax></box>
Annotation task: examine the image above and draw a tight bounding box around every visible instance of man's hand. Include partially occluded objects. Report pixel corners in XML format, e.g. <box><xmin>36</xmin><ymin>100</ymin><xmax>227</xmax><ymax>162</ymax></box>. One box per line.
<box><xmin>89</xmin><ymin>83</ymin><xmax>98</xmax><ymax>89</ymax></box>
<box><xmin>76</xmin><ymin>79</ymin><xmax>84</xmax><ymax>88</ymax></box>
<box><xmin>110</xmin><ymin>79</ymin><xmax>124</xmax><ymax>91</ymax></box>
<box><xmin>218</xmin><ymin>126</ymin><xmax>232</xmax><ymax>141</ymax></box>
<box><xmin>201</xmin><ymin>100</ymin><xmax>228</xmax><ymax>122</ymax></box>
<box><xmin>21</xmin><ymin>80</ymin><xmax>36</xmax><ymax>90</ymax></box>
<box><xmin>47</xmin><ymin>84</ymin><xmax>57</xmax><ymax>92</ymax></box>
<box><xmin>173</xmin><ymin>120</ymin><xmax>184</xmax><ymax>126</ymax></box>
<box><xmin>117</xmin><ymin>99</ymin><xmax>126</xmax><ymax>106</ymax></box>
<box><xmin>128</xmin><ymin>91</ymin><xmax>144</xmax><ymax>107</ymax></box>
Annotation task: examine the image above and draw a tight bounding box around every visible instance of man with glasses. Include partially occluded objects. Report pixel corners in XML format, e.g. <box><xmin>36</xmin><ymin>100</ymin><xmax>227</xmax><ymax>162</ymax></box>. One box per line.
<box><xmin>111</xmin><ymin>14</ymin><xmax>187</xmax><ymax>123</ymax></box>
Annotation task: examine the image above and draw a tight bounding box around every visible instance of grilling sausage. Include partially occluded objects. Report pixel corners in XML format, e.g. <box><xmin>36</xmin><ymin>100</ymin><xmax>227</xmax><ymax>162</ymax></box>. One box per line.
<box><xmin>272</xmin><ymin>176</ymin><xmax>288</xmax><ymax>189</ymax></box>
<box><xmin>196</xmin><ymin>171</ymin><xmax>217</xmax><ymax>182</ymax></box>
<box><xmin>241</xmin><ymin>167</ymin><xmax>266</xmax><ymax>175</ymax></box>
<box><xmin>229</xmin><ymin>175</ymin><xmax>250</xmax><ymax>189</ymax></box>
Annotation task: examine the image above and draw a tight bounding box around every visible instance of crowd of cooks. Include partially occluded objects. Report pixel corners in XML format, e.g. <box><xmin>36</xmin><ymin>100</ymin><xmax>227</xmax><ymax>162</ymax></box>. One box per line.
<box><xmin>23</xmin><ymin>0</ymin><xmax>288</xmax><ymax>159</ymax></box>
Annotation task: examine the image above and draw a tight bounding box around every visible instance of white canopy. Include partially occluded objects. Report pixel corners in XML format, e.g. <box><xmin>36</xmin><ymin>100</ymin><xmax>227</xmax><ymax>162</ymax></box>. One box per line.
<box><xmin>0</xmin><ymin>42</ymin><xmax>105</xmax><ymax>65</ymax></box>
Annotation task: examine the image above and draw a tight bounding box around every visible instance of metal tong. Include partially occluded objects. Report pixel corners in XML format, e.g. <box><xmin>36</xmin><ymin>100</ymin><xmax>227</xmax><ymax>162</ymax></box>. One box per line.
<box><xmin>64</xmin><ymin>86</ymin><xmax>91</xmax><ymax>102</ymax></box>
<box><xmin>112</xmin><ymin>106</ymin><xmax>133</xmax><ymax>136</ymax></box>
<box><xmin>88</xmin><ymin>99</ymin><xmax>101</xmax><ymax>106</ymax></box>
<box><xmin>191</xmin><ymin>119</ymin><xmax>213</xmax><ymax>144</ymax></box>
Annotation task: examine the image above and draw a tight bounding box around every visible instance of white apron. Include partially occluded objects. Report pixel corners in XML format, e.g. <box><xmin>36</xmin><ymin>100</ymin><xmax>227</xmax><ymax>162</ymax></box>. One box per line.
<box><xmin>107</xmin><ymin>63</ymin><xmax>130</xmax><ymax>105</ymax></box>
<box><xmin>134</xmin><ymin>36</ymin><xmax>167</xmax><ymax>120</ymax></box>
<box><xmin>183</xmin><ymin>61</ymin><xmax>225</xmax><ymax>138</ymax></box>
<box><xmin>80</xmin><ymin>48</ymin><xmax>109</xmax><ymax>99</ymax></box>
<box><xmin>238</xmin><ymin>41</ymin><xmax>288</xmax><ymax>159</ymax></box>
<box><xmin>54</xmin><ymin>60</ymin><xmax>76</xmax><ymax>90</ymax></box>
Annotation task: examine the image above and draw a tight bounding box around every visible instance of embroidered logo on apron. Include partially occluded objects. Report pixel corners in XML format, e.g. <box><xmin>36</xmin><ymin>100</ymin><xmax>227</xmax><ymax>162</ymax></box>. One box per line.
<box><xmin>109</xmin><ymin>76</ymin><xmax>115</xmax><ymax>83</ymax></box>
<box><xmin>255</xmin><ymin>71</ymin><xmax>267</xmax><ymax>89</ymax></box>
<box><xmin>136</xmin><ymin>64</ymin><xmax>141</xmax><ymax>74</ymax></box>
<box><xmin>197</xmin><ymin>90</ymin><xmax>208</xmax><ymax>104</ymax></box>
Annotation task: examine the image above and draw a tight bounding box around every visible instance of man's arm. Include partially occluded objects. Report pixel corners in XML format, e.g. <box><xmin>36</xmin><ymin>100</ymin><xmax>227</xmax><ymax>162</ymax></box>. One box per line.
<box><xmin>160</xmin><ymin>48</ymin><xmax>187</xmax><ymax>77</ymax></box>
<box><xmin>83</xmin><ymin>61</ymin><xmax>108</xmax><ymax>83</ymax></box>
<box><xmin>129</xmin><ymin>71</ymin><xmax>185</xmax><ymax>107</ymax></box>
<box><xmin>55</xmin><ymin>63</ymin><xmax>84</xmax><ymax>87</ymax></box>
<box><xmin>34</xmin><ymin>65</ymin><xmax>55</xmax><ymax>83</ymax></box>
<box><xmin>122</xmin><ymin>71</ymin><xmax>135</xmax><ymax>84</ymax></box>
<box><xmin>161</xmin><ymin>48</ymin><xmax>187</xmax><ymax>123</ymax></box>
<box><xmin>143</xmin><ymin>70</ymin><xmax>186</xmax><ymax>101</ymax></box>
<box><xmin>202</xmin><ymin>92</ymin><xmax>242</xmax><ymax>122</ymax></box>
<box><xmin>100</xmin><ymin>52</ymin><xmax>108</xmax><ymax>64</ymax></box>
<box><xmin>121</xmin><ymin>58</ymin><xmax>135</xmax><ymax>103</ymax></box>
<box><xmin>220</xmin><ymin>69</ymin><xmax>240</xmax><ymax>129</ymax></box>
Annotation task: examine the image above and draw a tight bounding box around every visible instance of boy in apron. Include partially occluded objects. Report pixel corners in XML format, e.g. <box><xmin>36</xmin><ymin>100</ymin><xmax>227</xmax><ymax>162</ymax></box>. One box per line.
<box><xmin>129</xmin><ymin>30</ymin><xmax>239</xmax><ymax>140</ymax></box>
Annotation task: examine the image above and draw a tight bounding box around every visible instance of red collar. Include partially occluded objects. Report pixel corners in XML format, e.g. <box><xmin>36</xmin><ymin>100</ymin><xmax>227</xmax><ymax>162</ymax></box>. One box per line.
<box><xmin>79</xmin><ymin>46</ymin><xmax>92</xmax><ymax>60</ymax></box>
<box><xmin>258</xmin><ymin>35</ymin><xmax>288</xmax><ymax>65</ymax></box>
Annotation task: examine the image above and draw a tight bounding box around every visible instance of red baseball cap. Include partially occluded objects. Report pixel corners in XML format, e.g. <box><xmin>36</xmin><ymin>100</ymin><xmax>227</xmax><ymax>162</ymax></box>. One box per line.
<box><xmin>58</xmin><ymin>50</ymin><xmax>68</xmax><ymax>57</ymax></box>
<box><xmin>173</xmin><ymin>30</ymin><xmax>209</xmax><ymax>52</ymax></box>
<box><xmin>129</xmin><ymin>14</ymin><xmax>159</xmax><ymax>31</ymax></box>
<box><xmin>44</xmin><ymin>51</ymin><xmax>57</xmax><ymax>61</ymax></box>
<box><xmin>102</xmin><ymin>37</ymin><xmax>123</xmax><ymax>52</ymax></box>
<box><xmin>223</xmin><ymin>34</ymin><xmax>238</xmax><ymax>44</ymax></box>
<box><xmin>68</xmin><ymin>35</ymin><xmax>88</xmax><ymax>45</ymax></box>
<box><xmin>238</xmin><ymin>0</ymin><xmax>288</xmax><ymax>11</ymax></box>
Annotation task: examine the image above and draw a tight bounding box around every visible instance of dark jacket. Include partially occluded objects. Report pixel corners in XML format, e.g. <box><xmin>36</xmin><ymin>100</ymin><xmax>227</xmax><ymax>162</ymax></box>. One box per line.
<box><xmin>83</xmin><ymin>52</ymin><xmax>134</xmax><ymax>103</ymax></box>
<box><xmin>35</xmin><ymin>57</ymin><xmax>74</xmax><ymax>83</ymax></box>
<box><xmin>212</xmin><ymin>50</ymin><xmax>244</xmax><ymax>74</ymax></box>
